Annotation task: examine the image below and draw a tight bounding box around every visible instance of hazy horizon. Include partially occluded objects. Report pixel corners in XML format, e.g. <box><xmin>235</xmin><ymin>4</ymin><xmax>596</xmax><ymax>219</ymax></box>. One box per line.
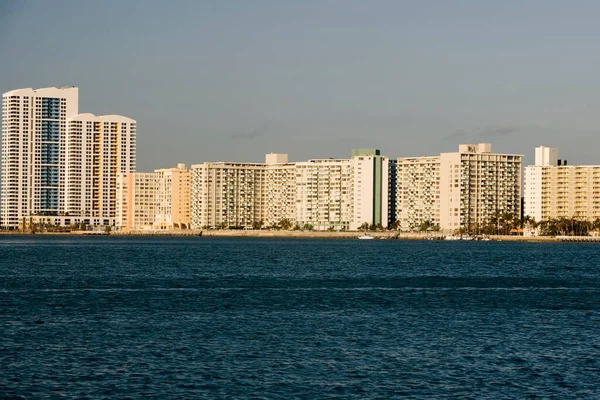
<box><xmin>2</xmin><ymin>0</ymin><xmax>599</xmax><ymax>170</ymax></box>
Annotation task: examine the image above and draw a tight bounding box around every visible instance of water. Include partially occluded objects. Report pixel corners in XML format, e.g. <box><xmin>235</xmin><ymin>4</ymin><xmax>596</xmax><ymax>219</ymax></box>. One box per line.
<box><xmin>1</xmin><ymin>237</ymin><xmax>599</xmax><ymax>399</ymax></box>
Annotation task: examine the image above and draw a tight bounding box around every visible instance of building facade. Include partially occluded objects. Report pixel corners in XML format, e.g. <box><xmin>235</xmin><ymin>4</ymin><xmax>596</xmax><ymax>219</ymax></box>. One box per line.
<box><xmin>1</xmin><ymin>87</ymin><xmax>135</xmax><ymax>229</ymax></box>
<box><xmin>1</xmin><ymin>87</ymin><xmax>79</xmax><ymax>228</ymax></box>
<box><xmin>524</xmin><ymin>146</ymin><xmax>600</xmax><ymax>222</ymax></box>
<box><xmin>351</xmin><ymin>149</ymin><xmax>390</xmax><ymax>230</ymax></box>
<box><xmin>439</xmin><ymin>144</ymin><xmax>522</xmax><ymax>232</ymax></box>
<box><xmin>65</xmin><ymin>114</ymin><xmax>136</xmax><ymax>220</ymax></box>
<box><xmin>396</xmin><ymin>156</ymin><xmax>441</xmax><ymax>230</ymax></box>
<box><xmin>154</xmin><ymin>164</ymin><xmax>191</xmax><ymax>230</ymax></box>
<box><xmin>191</xmin><ymin>161</ymin><xmax>265</xmax><ymax>229</ymax></box>
<box><xmin>264</xmin><ymin>154</ymin><xmax>296</xmax><ymax>227</ymax></box>
<box><xmin>190</xmin><ymin>151</ymin><xmax>390</xmax><ymax>231</ymax></box>
<box><xmin>116</xmin><ymin>172</ymin><xmax>156</xmax><ymax>231</ymax></box>
<box><xmin>295</xmin><ymin>158</ymin><xmax>354</xmax><ymax>230</ymax></box>
<box><xmin>395</xmin><ymin>144</ymin><xmax>522</xmax><ymax>232</ymax></box>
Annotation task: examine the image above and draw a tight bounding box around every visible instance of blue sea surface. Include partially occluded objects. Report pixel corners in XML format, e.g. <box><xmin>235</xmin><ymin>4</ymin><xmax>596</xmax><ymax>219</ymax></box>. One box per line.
<box><xmin>1</xmin><ymin>236</ymin><xmax>599</xmax><ymax>399</ymax></box>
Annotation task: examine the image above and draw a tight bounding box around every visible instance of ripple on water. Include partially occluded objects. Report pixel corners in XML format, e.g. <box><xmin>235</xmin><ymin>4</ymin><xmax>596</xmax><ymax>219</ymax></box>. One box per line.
<box><xmin>1</xmin><ymin>237</ymin><xmax>599</xmax><ymax>399</ymax></box>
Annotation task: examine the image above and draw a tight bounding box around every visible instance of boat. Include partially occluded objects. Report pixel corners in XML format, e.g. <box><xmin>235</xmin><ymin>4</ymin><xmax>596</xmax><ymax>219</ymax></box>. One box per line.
<box><xmin>444</xmin><ymin>235</ymin><xmax>461</xmax><ymax>241</ymax></box>
<box><xmin>358</xmin><ymin>232</ymin><xmax>375</xmax><ymax>240</ymax></box>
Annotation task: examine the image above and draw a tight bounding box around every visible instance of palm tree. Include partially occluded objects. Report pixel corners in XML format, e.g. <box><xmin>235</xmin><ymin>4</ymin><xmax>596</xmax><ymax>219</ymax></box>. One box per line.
<box><xmin>252</xmin><ymin>220</ymin><xmax>264</xmax><ymax>230</ymax></box>
<box><xmin>279</xmin><ymin>218</ymin><xmax>293</xmax><ymax>230</ymax></box>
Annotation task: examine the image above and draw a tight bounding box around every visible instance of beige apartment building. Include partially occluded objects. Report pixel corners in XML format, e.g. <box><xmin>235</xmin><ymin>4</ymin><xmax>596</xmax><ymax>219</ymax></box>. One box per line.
<box><xmin>264</xmin><ymin>154</ymin><xmax>297</xmax><ymax>227</ymax></box>
<box><xmin>295</xmin><ymin>158</ymin><xmax>354</xmax><ymax>230</ymax></box>
<box><xmin>191</xmin><ymin>160</ymin><xmax>267</xmax><ymax>229</ymax></box>
<box><xmin>524</xmin><ymin>146</ymin><xmax>600</xmax><ymax>222</ymax></box>
<box><xmin>440</xmin><ymin>144</ymin><xmax>522</xmax><ymax>232</ymax></box>
<box><xmin>65</xmin><ymin>113</ymin><xmax>136</xmax><ymax>222</ymax></box>
<box><xmin>190</xmin><ymin>150</ymin><xmax>390</xmax><ymax>231</ymax></box>
<box><xmin>396</xmin><ymin>144</ymin><xmax>522</xmax><ymax>232</ymax></box>
<box><xmin>116</xmin><ymin>172</ymin><xmax>156</xmax><ymax>231</ymax></box>
<box><xmin>154</xmin><ymin>164</ymin><xmax>191</xmax><ymax>230</ymax></box>
<box><xmin>396</xmin><ymin>156</ymin><xmax>440</xmax><ymax>230</ymax></box>
<box><xmin>190</xmin><ymin>154</ymin><xmax>296</xmax><ymax>229</ymax></box>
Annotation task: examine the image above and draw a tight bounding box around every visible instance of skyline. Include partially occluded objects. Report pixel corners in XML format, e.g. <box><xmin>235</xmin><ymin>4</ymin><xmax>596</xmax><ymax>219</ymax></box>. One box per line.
<box><xmin>2</xmin><ymin>1</ymin><xmax>600</xmax><ymax>170</ymax></box>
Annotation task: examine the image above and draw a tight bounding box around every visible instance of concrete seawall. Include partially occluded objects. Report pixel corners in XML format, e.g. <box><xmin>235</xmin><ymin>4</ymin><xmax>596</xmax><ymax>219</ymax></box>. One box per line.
<box><xmin>110</xmin><ymin>230</ymin><xmax>559</xmax><ymax>242</ymax></box>
<box><xmin>0</xmin><ymin>230</ymin><xmax>561</xmax><ymax>241</ymax></box>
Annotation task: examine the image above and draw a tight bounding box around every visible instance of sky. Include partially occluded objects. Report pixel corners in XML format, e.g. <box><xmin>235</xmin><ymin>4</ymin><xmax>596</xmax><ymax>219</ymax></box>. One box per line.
<box><xmin>1</xmin><ymin>0</ymin><xmax>600</xmax><ymax>171</ymax></box>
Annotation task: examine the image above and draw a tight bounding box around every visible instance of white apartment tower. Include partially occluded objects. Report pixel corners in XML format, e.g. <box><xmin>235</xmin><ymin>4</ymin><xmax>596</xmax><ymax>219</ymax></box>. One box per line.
<box><xmin>1</xmin><ymin>87</ymin><xmax>79</xmax><ymax>228</ymax></box>
<box><xmin>65</xmin><ymin>114</ymin><xmax>136</xmax><ymax>220</ymax></box>
<box><xmin>190</xmin><ymin>151</ymin><xmax>391</xmax><ymax>231</ymax></box>
<box><xmin>191</xmin><ymin>161</ymin><xmax>266</xmax><ymax>229</ymax></box>
<box><xmin>191</xmin><ymin>154</ymin><xmax>298</xmax><ymax>229</ymax></box>
<box><xmin>295</xmin><ymin>158</ymin><xmax>354</xmax><ymax>230</ymax></box>
<box><xmin>351</xmin><ymin>149</ymin><xmax>390</xmax><ymax>230</ymax></box>
<box><xmin>395</xmin><ymin>144</ymin><xmax>522</xmax><ymax>232</ymax></box>
<box><xmin>439</xmin><ymin>144</ymin><xmax>522</xmax><ymax>232</ymax></box>
<box><xmin>1</xmin><ymin>87</ymin><xmax>136</xmax><ymax>229</ymax></box>
<box><xmin>524</xmin><ymin>146</ymin><xmax>558</xmax><ymax>222</ymax></box>
<box><xmin>524</xmin><ymin>146</ymin><xmax>600</xmax><ymax>222</ymax></box>
<box><xmin>264</xmin><ymin>154</ymin><xmax>297</xmax><ymax>226</ymax></box>
<box><xmin>396</xmin><ymin>156</ymin><xmax>441</xmax><ymax>230</ymax></box>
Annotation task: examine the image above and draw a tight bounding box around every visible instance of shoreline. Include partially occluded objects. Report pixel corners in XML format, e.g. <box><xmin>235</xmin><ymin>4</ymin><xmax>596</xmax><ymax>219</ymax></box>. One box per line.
<box><xmin>0</xmin><ymin>230</ymin><xmax>561</xmax><ymax>242</ymax></box>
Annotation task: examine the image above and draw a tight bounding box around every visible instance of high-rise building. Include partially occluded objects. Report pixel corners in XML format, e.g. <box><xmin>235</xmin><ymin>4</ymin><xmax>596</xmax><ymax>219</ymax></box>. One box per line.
<box><xmin>65</xmin><ymin>114</ymin><xmax>136</xmax><ymax>221</ymax></box>
<box><xmin>190</xmin><ymin>150</ymin><xmax>391</xmax><ymax>231</ymax></box>
<box><xmin>295</xmin><ymin>158</ymin><xmax>354</xmax><ymax>230</ymax></box>
<box><xmin>351</xmin><ymin>149</ymin><xmax>390</xmax><ymax>230</ymax></box>
<box><xmin>1</xmin><ymin>87</ymin><xmax>79</xmax><ymax>228</ymax></box>
<box><xmin>396</xmin><ymin>156</ymin><xmax>441</xmax><ymax>230</ymax></box>
<box><xmin>116</xmin><ymin>172</ymin><xmax>156</xmax><ymax>231</ymax></box>
<box><xmin>264</xmin><ymin>154</ymin><xmax>296</xmax><ymax>227</ymax></box>
<box><xmin>395</xmin><ymin>144</ymin><xmax>522</xmax><ymax>232</ymax></box>
<box><xmin>524</xmin><ymin>146</ymin><xmax>600</xmax><ymax>222</ymax></box>
<box><xmin>191</xmin><ymin>160</ymin><xmax>267</xmax><ymax>229</ymax></box>
<box><xmin>154</xmin><ymin>164</ymin><xmax>191</xmax><ymax>230</ymax></box>
<box><xmin>439</xmin><ymin>144</ymin><xmax>522</xmax><ymax>232</ymax></box>
<box><xmin>1</xmin><ymin>87</ymin><xmax>135</xmax><ymax>229</ymax></box>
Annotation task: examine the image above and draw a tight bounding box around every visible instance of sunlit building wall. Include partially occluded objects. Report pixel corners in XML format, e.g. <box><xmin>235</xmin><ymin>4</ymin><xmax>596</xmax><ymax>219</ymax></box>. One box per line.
<box><xmin>154</xmin><ymin>164</ymin><xmax>191</xmax><ymax>230</ymax></box>
<box><xmin>1</xmin><ymin>87</ymin><xmax>79</xmax><ymax>228</ymax></box>
<box><xmin>116</xmin><ymin>172</ymin><xmax>156</xmax><ymax>231</ymax></box>
<box><xmin>524</xmin><ymin>146</ymin><xmax>600</xmax><ymax>222</ymax></box>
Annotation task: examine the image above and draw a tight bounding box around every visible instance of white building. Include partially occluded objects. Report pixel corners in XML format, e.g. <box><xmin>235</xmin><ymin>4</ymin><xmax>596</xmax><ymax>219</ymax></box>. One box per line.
<box><xmin>523</xmin><ymin>146</ymin><xmax>558</xmax><ymax>222</ymax></box>
<box><xmin>295</xmin><ymin>158</ymin><xmax>354</xmax><ymax>230</ymax></box>
<box><xmin>264</xmin><ymin>154</ymin><xmax>297</xmax><ymax>227</ymax></box>
<box><xmin>396</xmin><ymin>156</ymin><xmax>440</xmax><ymax>230</ymax></box>
<box><xmin>524</xmin><ymin>146</ymin><xmax>600</xmax><ymax>222</ymax></box>
<box><xmin>1</xmin><ymin>87</ymin><xmax>136</xmax><ymax>229</ymax></box>
<box><xmin>439</xmin><ymin>144</ymin><xmax>522</xmax><ymax>232</ymax></box>
<box><xmin>395</xmin><ymin>144</ymin><xmax>522</xmax><ymax>232</ymax></box>
<box><xmin>191</xmin><ymin>161</ymin><xmax>266</xmax><ymax>229</ymax></box>
<box><xmin>1</xmin><ymin>87</ymin><xmax>79</xmax><ymax>229</ymax></box>
<box><xmin>351</xmin><ymin>149</ymin><xmax>390</xmax><ymax>230</ymax></box>
<box><xmin>65</xmin><ymin>114</ymin><xmax>136</xmax><ymax>221</ymax></box>
<box><xmin>190</xmin><ymin>150</ymin><xmax>391</xmax><ymax>231</ymax></box>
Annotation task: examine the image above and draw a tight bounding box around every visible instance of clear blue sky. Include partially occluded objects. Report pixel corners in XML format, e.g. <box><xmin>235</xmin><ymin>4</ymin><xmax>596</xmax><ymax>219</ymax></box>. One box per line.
<box><xmin>2</xmin><ymin>0</ymin><xmax>600</xmax><ymax>170</ymax></box>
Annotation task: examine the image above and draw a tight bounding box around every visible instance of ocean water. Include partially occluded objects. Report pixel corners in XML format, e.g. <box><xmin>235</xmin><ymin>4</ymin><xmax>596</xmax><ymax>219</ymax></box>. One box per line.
<box><xmin>1</xmin><ymin>236</ymin><xmax>599</xmax><ymax>399</ymax></box>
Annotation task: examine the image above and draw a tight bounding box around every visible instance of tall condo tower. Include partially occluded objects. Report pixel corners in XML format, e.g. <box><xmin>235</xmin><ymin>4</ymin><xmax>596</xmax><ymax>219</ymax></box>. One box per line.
<box><xmin>1</xmin><ymin>87</ymin><xmax>79</xmax><ymax>228</ymax></box>
<box><xmin>65</xmin><ymin>113</ymin><xmax>136</xmax><ymax>221</ymax></box>
<box><xmin>1</xmin><ymin>87</ymin><xmax>136</xmax><ymax>229</ymax></box>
